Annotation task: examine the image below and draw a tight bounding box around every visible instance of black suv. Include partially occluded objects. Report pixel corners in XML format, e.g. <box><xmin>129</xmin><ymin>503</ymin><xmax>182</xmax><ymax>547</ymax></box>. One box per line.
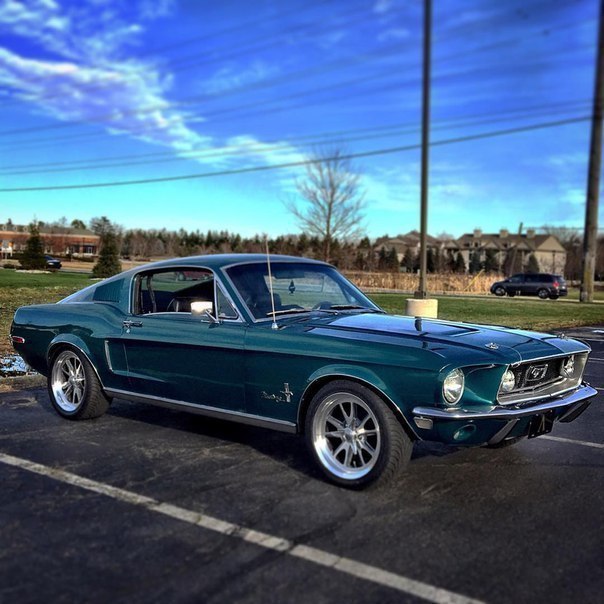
<box><xmin>490</xmin><ymin>273</ymin><xmax>568</xmax><ymax>300</ymax></box>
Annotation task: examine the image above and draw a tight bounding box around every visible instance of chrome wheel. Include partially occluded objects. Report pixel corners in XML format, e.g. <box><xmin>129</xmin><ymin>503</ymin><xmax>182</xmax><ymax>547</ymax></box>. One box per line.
<box><xmin>51</xmin><ymin>350</ymin><xmax>86</xmax><ymax>413</ymax></box>
<box><xmin>312</xmin><ymin>392</ymin><xmax>381</xmax><ymax>481</ymax></box>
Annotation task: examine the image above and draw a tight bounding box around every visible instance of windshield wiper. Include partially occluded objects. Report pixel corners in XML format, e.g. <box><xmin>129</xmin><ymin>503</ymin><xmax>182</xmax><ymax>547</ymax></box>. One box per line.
<box><xmin>266</xmin><ymin>308</ymin><xmax>311</xmax><ymax>317</ymax></box>
<box><xmin>328</xmin><ymin>305</ymin><xmax>385</xmax><ymax>313</ymax></box>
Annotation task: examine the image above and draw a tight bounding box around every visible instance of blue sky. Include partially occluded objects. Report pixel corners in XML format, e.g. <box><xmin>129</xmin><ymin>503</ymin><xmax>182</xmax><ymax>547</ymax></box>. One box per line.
<box><xmin>0</xmin><ymin>0</ymin><xmax>601</xmax><ymax>238</ymax></box>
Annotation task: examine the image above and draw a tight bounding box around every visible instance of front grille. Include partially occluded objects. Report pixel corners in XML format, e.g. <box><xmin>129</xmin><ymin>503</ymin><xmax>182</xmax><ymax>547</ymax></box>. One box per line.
<box><xmin>498</xmin><ymin>352</ymin><xmax>588</xmax><ymax>405</ymax></box>
<box><xmin>513</xmin><ymin>359</ymin><xmax>561</xmax><ymax>390</ymax></box>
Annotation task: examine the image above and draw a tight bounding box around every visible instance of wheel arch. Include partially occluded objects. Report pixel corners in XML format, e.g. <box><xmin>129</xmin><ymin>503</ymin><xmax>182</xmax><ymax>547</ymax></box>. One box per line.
<box><xmin>47</xmin><ymin>336</ymin><xmax>107</xmax><ymax>392</ymax></box>
<box><xmin>297</xmin><ymin>370</ymin><xmax>418</xmax><ymax>441</ymax></box>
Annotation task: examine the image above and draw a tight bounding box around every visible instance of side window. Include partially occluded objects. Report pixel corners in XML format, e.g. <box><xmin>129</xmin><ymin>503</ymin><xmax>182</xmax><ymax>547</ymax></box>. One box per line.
<box><xmin>509</xmin><ymin>275</ymin><xmax>523</xmax><ymax>284</ymax></box>
<box><xmin>217</xmin><ymin>287</ymin><xmax>238</xmax><ymax>320</ymax></box>
<box><xmin>135</xmin><ymin>269</ymin><xmax>214</xmax><ymax>314</ymax></box>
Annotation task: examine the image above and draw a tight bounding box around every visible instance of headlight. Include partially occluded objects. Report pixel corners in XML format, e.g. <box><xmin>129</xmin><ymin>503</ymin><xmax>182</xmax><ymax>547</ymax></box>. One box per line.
<box><xmin>500</xmin><ymin>369</ymin><xmax>516</xmax><ymax>393</ymax></box>
<box><xmin>562</xmin><ymin>356</ymin><xmax>575</xmax><ymax>378</ymax></box>
<box><xmin>443</xmin><ymin>368</ymin><xmax>464</xmax><ymax>405</ymax></box>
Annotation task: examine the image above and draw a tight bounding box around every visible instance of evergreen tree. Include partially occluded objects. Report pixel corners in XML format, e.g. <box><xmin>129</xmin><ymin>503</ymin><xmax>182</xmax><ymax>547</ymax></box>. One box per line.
<box><xmin>454</xmin><ymin>252</ymin><xmax>466</xmax><ymax>273</ymax></box>
<box><xmin>484</xmin><ymin>249</ymin><xmax>499</xmax><ymax>273</ymax></box>
<box><xmin>446</xmin><ymin>249</ymin><xmax>456</xmax><ymax>272</ymax></box>
<box><xmin>20</xmin><ymin>223</ymin><xmax>47</xmax><ymax>270</ymax></box>
<box><xmin>401</xmin><ymin>247</ymin><xmax>415</xmax><ymax>273</ymax></box>
<box><xmin>469</xmin><ymin>251</ymin><xmax>482</xmax><ymax>274</ymax></box>
<box><xmin>92</xmin><ymin>232</ymin><xmax>122</xmax><ymax>278</ymax></box>
<box><xmin>525</xmin><ymin>253</ymin><xmax>540</xmax><ymax>273</ymax></box>
<box><xmin>377</xmin><ymin>247</ymin><xmax>388</xmax><ymax>271</ymax></box>
<box><xmin>386</xmin><ymin>248</ymin><xmax>399</xmax><ymax>271</ymax></box>
<box><xmin>426</xmin><ymin>248</ymin><xmax>436</xmax><ymax>273</ymax></box>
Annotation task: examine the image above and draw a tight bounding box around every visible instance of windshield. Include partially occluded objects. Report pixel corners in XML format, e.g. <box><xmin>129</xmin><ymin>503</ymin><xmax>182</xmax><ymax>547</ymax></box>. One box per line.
<box><xmin>226</xmin><ymin>262</ymin><xmax>381</xmax><ymax>321</ymax></box>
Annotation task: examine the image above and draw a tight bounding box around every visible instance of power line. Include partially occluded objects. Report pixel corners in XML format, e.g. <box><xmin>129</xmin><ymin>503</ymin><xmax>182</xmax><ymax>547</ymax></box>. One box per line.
<box><xmin>0</xmin><ymin>115</ymin><xmax>589</xmax><ymax>193</ymax></box>
<box><xmin>0</xmin><ymin>97</ymin><xmax>588</xmax><ymax>172</ymax></box>
<box><xmin>0</xmin><ymin>104</ymin><xmax>590</xmax><ymax>177</ymax></box>
<box><xmin>1</xmin><ymin>42</ymin><xmax>592</xmax><ymax>154</ymax></box>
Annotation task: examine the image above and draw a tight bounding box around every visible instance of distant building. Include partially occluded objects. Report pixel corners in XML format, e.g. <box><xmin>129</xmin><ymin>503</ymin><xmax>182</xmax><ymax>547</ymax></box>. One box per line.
<box><xmin>0</xmin><ymin>223</ymin><xmax>100</xmax><ymax>259</ymax></box>
<box><xmin>457</xmin><ymin>229</ymin><xmax>566</xmax><ymax>275</ymax></box>
<box><xmin>376</xmin><ymin>228</ymin><xmax>567</xmax><ymax>275</ymax></box>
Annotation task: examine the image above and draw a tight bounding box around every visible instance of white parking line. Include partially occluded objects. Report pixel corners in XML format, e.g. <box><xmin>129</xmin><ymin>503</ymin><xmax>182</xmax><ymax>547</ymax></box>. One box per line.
<box><xmin>540</xmin><ymin>435</ymin><xmax>604</xmax><ymax>449</ymax></box>
<box><xmin>0</xmin><ymin>452</ymin><xmax>482</xmax><ymax>604</ymax></box>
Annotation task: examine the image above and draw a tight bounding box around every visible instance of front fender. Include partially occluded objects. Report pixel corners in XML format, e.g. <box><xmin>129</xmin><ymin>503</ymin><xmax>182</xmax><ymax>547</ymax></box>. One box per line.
<box><xmin>297</xmin><ymin>363</ymin><xmax>419</xmax><ymax>438</ymax></box>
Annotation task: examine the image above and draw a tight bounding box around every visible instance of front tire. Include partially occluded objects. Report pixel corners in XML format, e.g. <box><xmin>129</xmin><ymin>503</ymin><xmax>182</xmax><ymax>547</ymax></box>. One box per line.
<box><xmin>48</xmin><ymin>348</ymin><xmax>110</xmax><ymax>420</ymax></box>
<box><xmin>305</xmin><ymin>381</ymin><xmax>412</xmax><ymax>489</ymax></box>
<box><xmin>493</xmin><ymin>286</ymin><xmax>506</xmax><ymax>297</ymax></box>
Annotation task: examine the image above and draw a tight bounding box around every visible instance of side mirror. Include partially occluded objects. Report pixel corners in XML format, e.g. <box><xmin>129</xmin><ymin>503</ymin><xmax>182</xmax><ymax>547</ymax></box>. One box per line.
<box><xmin>191</xmin><ymin>301</ymin><xmax>219</xmax><ymax>323</ymax></box>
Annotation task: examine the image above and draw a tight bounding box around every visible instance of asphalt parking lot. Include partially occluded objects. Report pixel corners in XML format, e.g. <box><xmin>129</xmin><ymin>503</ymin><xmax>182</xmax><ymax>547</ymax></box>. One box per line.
<box><xmin>1</xmin><ymin>327</ymin><xmax>602</xmax><ymax>604</ymax></box>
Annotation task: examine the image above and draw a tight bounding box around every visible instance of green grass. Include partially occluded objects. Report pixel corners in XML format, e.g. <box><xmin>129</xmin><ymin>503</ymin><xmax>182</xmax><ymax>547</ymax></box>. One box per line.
<box><xmin>564</xmin><ymin>289</ymin><xmax>604</xmax><ymax>302</ymax></box>
<box><xmin>0</xmin><ymin>269</ymin><xmax>94</xmax><ymax>357</ymax></box>
<box><xmin>0</xmin><ymin>269</ymin><xmax>92</xmax><ymax>288</ymax></box>
<box><xmin>370</xmin><ymin>293</ymin><xmax>604</xmax><ymax>332</ymax></box>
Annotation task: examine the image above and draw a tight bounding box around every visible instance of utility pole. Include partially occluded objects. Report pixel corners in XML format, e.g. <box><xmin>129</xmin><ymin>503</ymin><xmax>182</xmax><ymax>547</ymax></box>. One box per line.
<box><xmin>580</xmin><ymin>0</ymin><xmax>604</xmax><ymax>303</ymax></box>
<box><xmin>415</xmin><ymin>0</ymin><xmax>431</xmax><ymax>300</ymax></box>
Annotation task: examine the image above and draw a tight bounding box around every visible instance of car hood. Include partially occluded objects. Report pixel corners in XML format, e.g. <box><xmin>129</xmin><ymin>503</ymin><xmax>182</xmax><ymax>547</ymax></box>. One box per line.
<box><xmin>300</xmin><ymin>312</ymin><xmax>588</xmax><ymax>365</ymax></box>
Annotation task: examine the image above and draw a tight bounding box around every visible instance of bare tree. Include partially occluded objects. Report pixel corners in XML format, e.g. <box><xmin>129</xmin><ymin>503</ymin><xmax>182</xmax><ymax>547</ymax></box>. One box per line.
<box><xmin>286</xmin><ymin>148</ymin><xmax>365</xmax><ymax>262</ymax></box>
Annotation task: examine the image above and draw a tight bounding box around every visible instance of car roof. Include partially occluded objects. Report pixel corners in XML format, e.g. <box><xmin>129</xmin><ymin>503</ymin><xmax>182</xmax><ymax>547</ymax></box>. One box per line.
<box><xmin>139</xmin><ymin>253</ymin><xmax>327</xmax><ymax>271</ymax></box>
<box><xmin>110</xmin><ymin>254</ymin><xmax>330</xmax><ymax>283</ymax></box>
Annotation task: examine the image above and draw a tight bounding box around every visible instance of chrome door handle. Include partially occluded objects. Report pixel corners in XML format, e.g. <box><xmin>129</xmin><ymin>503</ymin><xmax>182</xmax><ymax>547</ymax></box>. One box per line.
<box><xmin>123</xmin><ymin>320</ymin><xmax>143</xmax><ymax>333</ymax></box>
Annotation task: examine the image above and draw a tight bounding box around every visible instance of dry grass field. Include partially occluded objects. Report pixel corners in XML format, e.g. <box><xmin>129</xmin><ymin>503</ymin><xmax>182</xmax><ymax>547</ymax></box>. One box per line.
<box><xmin>344</xmin><ymin>271</ymin><xmax>500</xmax><ymax>294</ymax></box>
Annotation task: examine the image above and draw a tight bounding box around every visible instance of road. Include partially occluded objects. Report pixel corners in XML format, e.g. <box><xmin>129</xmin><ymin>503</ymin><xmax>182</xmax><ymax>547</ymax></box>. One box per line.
<box><xmin>0</xmin><ymin>327</ymin><xmax>602</xmax><ymax>604</ymax></box>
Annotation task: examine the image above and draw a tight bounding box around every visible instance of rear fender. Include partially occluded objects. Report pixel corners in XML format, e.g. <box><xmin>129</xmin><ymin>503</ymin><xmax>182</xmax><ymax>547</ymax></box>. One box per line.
<box><xmin>47</xmin><ymin>334</ymin><xmax>107</xmax><ymax>390</ymax></box>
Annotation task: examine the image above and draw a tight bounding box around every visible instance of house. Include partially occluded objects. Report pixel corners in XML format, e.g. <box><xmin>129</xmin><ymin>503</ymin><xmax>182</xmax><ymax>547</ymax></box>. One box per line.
<box><xmin>376</xmin><ymin>228</ymin><xmax>567</xmax><ymax>275</ymax></box>
<box><xmin>457</xmin><ymin>229</ymin><xmax>566</xmax><ymax>274</ymax></box>
<box><xmin>0</xmin><ymin>223</ymin><xmax>100</xmax><ymax>259</ymax></box>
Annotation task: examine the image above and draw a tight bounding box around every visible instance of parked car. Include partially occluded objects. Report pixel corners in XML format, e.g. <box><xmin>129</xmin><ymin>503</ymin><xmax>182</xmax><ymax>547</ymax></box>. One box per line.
<box><xmin>11</xmin><ymin>255</ymin><xmax>595</xmax><ymax>488</ymax></box>
<box><xmin>45</xmin><ymin>255</ymin><xmax>62</xmax><ymax>270</ymax></box>
<box><xmin>490</xmin><ymin>273</ymin><xmax>568</xmax><ymax>299</ymax></box>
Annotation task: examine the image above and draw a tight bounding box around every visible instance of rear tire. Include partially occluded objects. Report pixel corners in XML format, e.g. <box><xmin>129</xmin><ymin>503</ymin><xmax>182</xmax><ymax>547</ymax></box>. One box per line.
<box><xmin>305</xmin><ymin>380</ymin><xmax>412</xmax><ymax>489</ymax></box>
<box><xmin>537</xmin><ymin>288</ymin><xmax>549</xmax><ymax>299</ymax></box>
<box><xmin>48</xmin><ymin>348</ymin><xmax>110</xmax><ymax>420</ymax></box>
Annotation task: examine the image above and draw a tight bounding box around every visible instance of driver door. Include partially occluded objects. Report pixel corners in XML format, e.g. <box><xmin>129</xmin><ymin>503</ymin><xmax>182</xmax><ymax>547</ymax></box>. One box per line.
<box><xmin>121</xmin><ymin>268</ymin><xmax>246</xmax><ymax>412</ymax></box>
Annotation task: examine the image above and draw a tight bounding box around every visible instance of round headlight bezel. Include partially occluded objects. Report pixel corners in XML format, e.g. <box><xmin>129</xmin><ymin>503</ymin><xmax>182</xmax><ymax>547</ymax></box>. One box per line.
<box><xmin>442</xmin><ymin>368</ymin><xmax>465</xmax><ymax>406</ymax></box>
<box><xmin>500</xmin><ymin>369</ymin><xmax>516</xmax><ymax>393</ymax></box>
<box><xmin>562</xmin><ymin>356</ymin><xmax>575</xmax><ymax>378</ymax></box>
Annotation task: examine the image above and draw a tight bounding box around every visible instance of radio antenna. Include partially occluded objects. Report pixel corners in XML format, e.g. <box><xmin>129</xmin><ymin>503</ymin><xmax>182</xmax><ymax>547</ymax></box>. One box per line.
<box><xmin>265</xmin><ymin>236</ymin><xmax>278</xmax><ymax>330</ymax></box>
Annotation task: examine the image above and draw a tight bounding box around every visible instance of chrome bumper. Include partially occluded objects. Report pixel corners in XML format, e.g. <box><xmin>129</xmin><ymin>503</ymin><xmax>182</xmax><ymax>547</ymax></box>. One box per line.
<box><xmin>412</xmin><ymin>383</ymin><xmax>597</xmax><ymax>422</ymax></box>
<box><xmin>412</xmin><ymin>383</ymin><xmax>597</xmax><ymax>446</ymax></box>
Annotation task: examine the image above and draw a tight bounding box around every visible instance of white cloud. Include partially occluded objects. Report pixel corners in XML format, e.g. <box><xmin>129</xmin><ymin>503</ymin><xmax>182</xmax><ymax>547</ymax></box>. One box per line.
<box><xmin>0</xmin><ymin>1</ymin><xmax>316</xmax><ymax>177</ymax></box>
<box><xmin>202</xmin><ymin>61</ymin><xmax>278</xmax><ymax>94</ymax></box>
<box><xmin>373</xmin><ymin>0</ymin><xmax>394</xmax><ymax>15</ymax></box>
<box><xmin>0</xmin><ymin>47</ymin><xmax>210</xmax><ymax>151</ymax></box>
<box><xmin>377</xmin><ymin>27</ymin><xmax>410</xmax><ymax>42</ymax></box>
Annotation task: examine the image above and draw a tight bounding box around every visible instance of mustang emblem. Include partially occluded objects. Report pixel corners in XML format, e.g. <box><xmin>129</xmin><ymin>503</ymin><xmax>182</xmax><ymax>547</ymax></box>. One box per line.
<box><xmin>261</xmin><ymin>383</ymin><xmax>294</xmax><ymax>403</ymax></box>
<box><xmin>485</xmin><ymin>342</ymin><xmax>499</xmax><ymax>350</ymax></box>
<box><xmin>526</xmin><ymin>364</ymin><xmax>548</xmax><ymax>382</ymax></box>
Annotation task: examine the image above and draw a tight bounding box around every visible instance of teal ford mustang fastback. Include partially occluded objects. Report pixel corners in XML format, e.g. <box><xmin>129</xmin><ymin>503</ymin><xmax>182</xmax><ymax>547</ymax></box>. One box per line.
<box><xmin>10</xmin><ymin>254</ymin><xmax>597</xmax><ymax>488</ymax></box>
